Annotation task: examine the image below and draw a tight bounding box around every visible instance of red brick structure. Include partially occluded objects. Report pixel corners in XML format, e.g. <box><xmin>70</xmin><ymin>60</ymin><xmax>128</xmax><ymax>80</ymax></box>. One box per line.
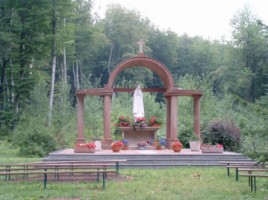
<box><xmin>75</xmin><ymin>53</ymin><xmax>202</xmax><ymax>149</ymax></box>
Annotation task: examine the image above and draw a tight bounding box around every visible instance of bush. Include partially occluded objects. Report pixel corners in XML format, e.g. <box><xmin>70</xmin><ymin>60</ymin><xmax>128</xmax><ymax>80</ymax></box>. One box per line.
<box><xmin>178</xmin><ymin>131</ymin><xmax>192</xmax><ymax>148</ymax></box>
<box><xmin>17</xmin><ymin>129</ymin><xmax>57</xmax><ymax>157</ymax></box>
<box><xmin>201</xmin><ymin>119</ymin><xmax>241</xmax><ymax>151</ymax></box>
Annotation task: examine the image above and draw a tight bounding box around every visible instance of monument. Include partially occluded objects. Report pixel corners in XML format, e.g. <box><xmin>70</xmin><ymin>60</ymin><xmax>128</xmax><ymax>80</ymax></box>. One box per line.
<box><xmin>75</xmin><ymin>39</ymin><xmax>202</xmax><ymax>149</ymax></box>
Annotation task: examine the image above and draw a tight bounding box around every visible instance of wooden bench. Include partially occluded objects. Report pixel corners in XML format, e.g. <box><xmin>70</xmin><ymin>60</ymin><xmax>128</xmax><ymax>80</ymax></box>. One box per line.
<box><xmin>238</xmin><ymin>168</ymin><xmax>268</xmax><ymax>188</ymax></box>
<box><xmin>0</xmin><ymin>169</ymin><xmax>116</xmax><ymax>189</ymax></box>
<box><xmin>0</xmin><ymin>159</ymin><xmax>127</xmax><ymax>178</ymax></box>
<box><xmin>218</xmin><ymin>161</ymin><xmax>261</xmax><ymax>179</ymax></box>
<box><xmin>31</xmin><ymin>159</ymin><xmax>127</xmax><ymax>175</ymax></box>
<box><xmin>226</xmin><ymin>165</ymin><xmax>263</xmax><ymax>181</ymax></box>
<box><xmin>0</xmin><ymin>163</ymin><xmax>115</xmax><ymax>181</ymax></box>
<box><xmin>239</xmin><ymin>173</ymin><xmax>268</xmax><ymax>192</ymax></box>
<box><xmin>0</xmin><ymin>160</ymin><xmax>127</xmax><ymax>189</ymax></box>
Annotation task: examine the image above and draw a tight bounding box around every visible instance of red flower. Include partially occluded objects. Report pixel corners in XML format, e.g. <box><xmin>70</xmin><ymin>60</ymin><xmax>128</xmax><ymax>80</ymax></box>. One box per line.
<box><xmin>114</xmin><ymin>116</ymin><xmax>131</xmax><ymax>127</ymax></box>
<box><xmin>76</xmin><ymin>142</ymin><xmax>96</xmax><ymax>149</ymax></box>
<box><xmin>87</xmin><ymin>142</ymin><xmax>96</xmax><ymax>148</ymax></box>
<box><xmin>148</xmin><ymin>116</ymin><xmax>161</xmax><ymax>127</ymax></box>
<box><xmin>171</xmin><ymin>141</ymin><xmax>183</xmax><ymax>148</ymax></box>
<box><xmin>111</xmin><ymin>141</ymin><xmax>124</xmax><ymax>147</ymax></box>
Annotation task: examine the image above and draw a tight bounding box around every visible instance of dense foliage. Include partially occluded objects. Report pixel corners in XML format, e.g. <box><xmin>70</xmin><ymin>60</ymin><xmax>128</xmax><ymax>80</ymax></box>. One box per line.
<box><xmin>201</xmin><ymin>119</ymin><xmax>241</xmax><ymax>151</ymax></box>
<box><xmin>0</xmin><ymin>1</ymin><xmax>267</xmax><ymax>159</ymax></box>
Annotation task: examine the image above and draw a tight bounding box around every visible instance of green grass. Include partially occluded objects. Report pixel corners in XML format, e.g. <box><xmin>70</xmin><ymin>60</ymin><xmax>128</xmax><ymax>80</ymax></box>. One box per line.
<box><xmin>0</xmin><ymin>139</ymin><xmax>267</xmax><ymax>200</ymax></box>
<box><xmin>0</xmin><ymin>166</ymin><xmax>267</xmax><ymax>200</ymax></box>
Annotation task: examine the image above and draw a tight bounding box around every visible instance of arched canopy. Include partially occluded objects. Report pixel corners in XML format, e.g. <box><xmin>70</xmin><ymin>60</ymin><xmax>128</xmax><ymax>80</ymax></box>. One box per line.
<box><xmin>108</xmin><ymin>55</ymin><xmax>174</xmax><ymax>89</ymax></box>
<box><xmin>75</xmin><ymin>53</ymin><xmax>202</xmax><ymax>149</ymax></box>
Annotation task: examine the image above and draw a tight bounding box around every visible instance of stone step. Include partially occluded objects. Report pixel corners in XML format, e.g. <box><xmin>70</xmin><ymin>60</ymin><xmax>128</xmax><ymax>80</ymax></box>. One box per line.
<box><xmin>43</xmin><ymin>149</ymin><xmax>252</xmax><ymax>167</ymax></box>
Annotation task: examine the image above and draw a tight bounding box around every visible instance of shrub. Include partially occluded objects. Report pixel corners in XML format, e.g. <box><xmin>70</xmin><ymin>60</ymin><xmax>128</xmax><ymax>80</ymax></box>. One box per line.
<box><xmin>201</xmin><ymin>119</ymin><xmax>241</xmax><ymax>151</ymax></box>
<box><xmin>17</xmin><ymin>129</ymin><xmax>57</xmax><ymax>157</ymax></box>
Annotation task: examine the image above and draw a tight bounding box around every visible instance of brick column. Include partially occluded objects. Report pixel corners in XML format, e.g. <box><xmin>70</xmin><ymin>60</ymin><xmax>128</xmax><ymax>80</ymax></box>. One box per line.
<box><xmin>194</xmin><ymin>95</ymin><xmax>201</xmax><ymax>138</ymax></box>
<box><xmin>102</xmin><ymin>95</ymin><xmax>112</xmax><ymax>149</ymax></box>
<box><xmin>165</xmin><ymin>96</ymin><xmax>171</xmax><ymax>146</ymax></box>
<box><xmin>167</xmin><ymin>95</ymin><xmax>178</xmax><ymax>148</ymax></box>
<box><xmin>76</xmin><ymin>94</ymin><xmax>85</xmax><ymax>144</ymax></box>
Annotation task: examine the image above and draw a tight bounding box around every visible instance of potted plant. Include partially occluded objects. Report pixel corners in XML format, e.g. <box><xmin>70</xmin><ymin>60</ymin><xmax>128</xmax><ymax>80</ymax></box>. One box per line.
<box><xmin>122</xmin><ymin>139</ymin><xmax>129</xmax><ymax>150</ymax></box>
<box><xmin>133</xmin><ymin>117</ymin><xmax>147</xmax><ymax>131</ymax></box>
<box><xmin>137</xmin><ymin>141</ymin><xmax>147</xmax><ymax>150</ymax></box>
<box><xmin>148</xmin><ymin>116</ymin><xmax>161</xmax><ymax>127</ymax></box>
<box><xmin>171</xmin><ymin>141</ymin><xmax>183</xmax><ymax>153</ymax></box>
<box><xmin>113</xmin><ymin>116</ymin><xmax>131</xmax><ymax>127</ymax></box>
<box><xmin>201</xmin><ymin>143</ymin><xmax>224</xmax><ymax>153</ymax></box>
<box><xmin>111</xmin><ymin>141</ymin><xmax>124</xmax><ymax>152</ymax></box>
<box><xmin>93</xmin><ymin>137</ymin><xmax>102</xmax><ymax>151</ymax></box>
<box><xmin>159</xmin><ymin>138</ymin><xmax>167</xmax><ymax>150</ymax></box>
<box><xmin>74</xmin><ymin>142</ymin><xmax>96</xmax><ymax>153</ymax></box>
<box><xmin>189</xmin><ymin>133</ymin><xmax>201</xmax><ymax>151</ymax></box>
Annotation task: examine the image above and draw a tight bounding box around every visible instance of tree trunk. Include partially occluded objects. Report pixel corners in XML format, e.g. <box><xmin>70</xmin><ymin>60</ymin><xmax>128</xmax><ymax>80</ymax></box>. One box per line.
<box><xmin>48</xmin><ymin>0</ymin><xmax>57</xmax><ymax>127</ymax></box>
<box><xmin>76</xmin><ymin>60</ymin><xmax>80</xmax><ymax>89</ymax></box>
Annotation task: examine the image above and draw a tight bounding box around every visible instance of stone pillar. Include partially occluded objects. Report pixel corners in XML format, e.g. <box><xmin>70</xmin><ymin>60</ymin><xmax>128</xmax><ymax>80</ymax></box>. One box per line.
<box><xmin>194</xmin><ymin>95</ymin><xmax>201</xmax><ymax>138</ymax></box>
<box><xmin>167</xmin><ymin>95</ymin><xmax>178</xmax><ymax>148</ymax></box>
<box><xmin>102</xmin><ymin>95</ymin><xmax>112</xmax><ymax>149</ymax></box>
<box><xmin>76</xmin><ymin>94</ymin><xmax>85</xmax><ymax>144</ymax></box>
<box><xmin>165</xmin><ymin>96</ymin><xmax>171</xmax><ymax>141</ymax></box>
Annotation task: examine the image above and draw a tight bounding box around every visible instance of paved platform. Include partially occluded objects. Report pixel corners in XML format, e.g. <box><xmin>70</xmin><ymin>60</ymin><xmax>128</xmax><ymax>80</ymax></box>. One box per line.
<box><xmin>55</xmin><ymin>148</ymin><xmax>239</xmax><ymax>155</ymax></box>
<box><xmin>43</xmin><ymin>148</ymin><xmax>250</xmax><ymax>167</ymax></box>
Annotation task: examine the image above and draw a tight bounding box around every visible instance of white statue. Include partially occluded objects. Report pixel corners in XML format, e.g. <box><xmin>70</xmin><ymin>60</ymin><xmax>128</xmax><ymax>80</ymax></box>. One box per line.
<box><xmin>133</xmin><ymin>84</ymin><xmax>144</xmax><ymax>120</ymax></box>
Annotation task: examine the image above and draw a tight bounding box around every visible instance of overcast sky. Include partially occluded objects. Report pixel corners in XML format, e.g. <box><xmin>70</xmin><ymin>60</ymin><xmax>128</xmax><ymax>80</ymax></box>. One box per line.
<box><xmin>93</xmin><ymin>0</ymin><xmax>268</xmax><ymax>41</ymax></box>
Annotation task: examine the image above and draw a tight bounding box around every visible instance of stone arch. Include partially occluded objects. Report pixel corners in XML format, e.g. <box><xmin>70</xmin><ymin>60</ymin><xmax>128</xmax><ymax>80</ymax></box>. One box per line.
<box><xmin>75</xmin><ymin>54</ymin><xmax>202</xmax><ymax>150</ymax></box>
<box><xmin>107</xmin><ymin>55</ymin><xmax>174</xmax><ymax>89</ymax></box>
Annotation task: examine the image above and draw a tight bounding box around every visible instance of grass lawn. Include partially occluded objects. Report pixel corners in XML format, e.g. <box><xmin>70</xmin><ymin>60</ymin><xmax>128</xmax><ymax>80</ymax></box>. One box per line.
<box><xmin>0</xmin><ymin>141</ymin><xmax>267</xmax><ymax>200</ymax></box>
<box><xmin>0</xmin><ymin>163</ymin><xmax>267</xmax><ymax>200</ymax></box>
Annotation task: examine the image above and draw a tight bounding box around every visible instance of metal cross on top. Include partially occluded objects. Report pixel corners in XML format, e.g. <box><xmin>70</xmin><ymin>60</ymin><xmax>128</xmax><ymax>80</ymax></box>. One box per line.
<box><xmin>137</xmin><ymin>39</ymin><xmax>145</xmax><ymax>54</ymax></box>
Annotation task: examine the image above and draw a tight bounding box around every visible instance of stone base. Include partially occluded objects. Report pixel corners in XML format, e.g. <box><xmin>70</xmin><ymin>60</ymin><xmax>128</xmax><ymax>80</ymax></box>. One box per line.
<box><xmin>119</xmin><ymin>127</ymin><xmax>159</xmax><ymax>147</ymax></box>
<box><xmin>101</xmin><ymin>138</ymin><xmax>112</xmax><ymax>149</ymax></box>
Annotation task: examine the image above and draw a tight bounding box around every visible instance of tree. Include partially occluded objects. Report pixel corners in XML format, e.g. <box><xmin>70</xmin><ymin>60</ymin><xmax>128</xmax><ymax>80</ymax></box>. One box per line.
<box><xmin>230</xmin><ymin>6</ymin><xmax>268</xmax><ymax>102</ymax></box>
<box><xmin>72</xmin><ymin>0</ymin><xmax>108</xmax><ymax>90</ymax></box>
<box><xmin>48</xmin><ymin>0</ymin><xmax>75</xmax><ymax>126</ymax></box>
<box><xmin>0</xmin><ymin>0</ymin><xmax>51</xmax><ymax>130</ymax></box>
<box><xmin>101</xmin><ymin>5</ymin><xmax>150</xmax><ymax>75</ymax></box>
<box><xmin>147</xmin><ymin>29</ymin><xmax>179</xmax><ymax>82</ymax></box>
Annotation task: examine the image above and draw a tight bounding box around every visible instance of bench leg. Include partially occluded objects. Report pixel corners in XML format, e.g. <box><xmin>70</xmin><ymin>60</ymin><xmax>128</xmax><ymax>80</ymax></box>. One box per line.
<box><xmin>227</xmin><ymin>164</ymin><xmax>230</xmax><ymax>176</ymax></box>
<box><xmin>236</xmin><ymin>168</ymin><xmax>239</xmax><ymax>181</ymax></box>
<box><xmin>116</xmin><ymin>162</ymin><xmax>119</xmax><ymax>176</ymax></box>
<box><xmin>250</xmin><ymin>176</ymin><xmax>253</xmax><ymax>192</ymax></box>
<box><xmin>102</xmin><ymin>172</ymin><xmax>106</xmax><ymax>189</ymax></box>
<box><xmin>44</xmin><ymin>173</ymin><xmax>47</xmax><ymax>190</ymax></box>
<box><xmin>248</xmin><ymin>171</ymin><xmax>252</xmax><ymax>186</ymax></box>
<box><xmin>6</xmin><ymin>166</ymin><xmax>11</xmax><ymax>180</ymax></box>
<box><xmin>253</xmin><ymin>176</ymin><xmax>256</xmax><ymax>192</ymax></box>
<box><xmin>97</xmin><ymin>169</ymin><xmax>99</xmax><ymax>183</ymax></box>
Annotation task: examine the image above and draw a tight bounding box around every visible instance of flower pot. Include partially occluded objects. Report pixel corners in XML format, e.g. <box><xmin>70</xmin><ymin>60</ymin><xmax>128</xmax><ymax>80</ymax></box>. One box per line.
<box><xmin>122</xmin><ymin>146</ymin><xmax>129</xmax><ymax>150</ymax></box>
<box><xmin>112</xmin><ymin>145</ymin><xmax>121</xmax><ymax>152</ymax></box>
<box><xmin>189</xmin><ymin>141</ymin><xmax>201</xmax><ymax>151</ymax></box>
<box><xmin>88</xmin><ymin>148</ymin><xmax>95</xmax><ymax>153</ymax></box>
<box><xmin>156</xmin><ymin>145</ymin><xmax>162</xmax><ymax>150</ymax></box>
<box><xmin>172</xmin><ymin>146</ymin><xmax>182</xmax><ymax>153</ymax></box>
<box><xmin>94</xmin><ymin>140</ymin><xmax>102</xmax><ymax>151</ymax></box>
<box><xmin>201</xmin><ymin>146</ymin><xmax>223</xmax><ymax>153</ymax></box>
<box><xmin>74</xmin><ymin>146</ymin><xmax>95</xmax><ymax>153</ymax></box>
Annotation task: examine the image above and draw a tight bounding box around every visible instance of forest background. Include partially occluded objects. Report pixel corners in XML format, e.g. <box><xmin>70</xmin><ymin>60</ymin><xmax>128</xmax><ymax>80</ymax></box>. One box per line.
<box><xmin>0</xmin><ymin>0</ymin><xmax>267</xmax><ymax>160</ymax></box>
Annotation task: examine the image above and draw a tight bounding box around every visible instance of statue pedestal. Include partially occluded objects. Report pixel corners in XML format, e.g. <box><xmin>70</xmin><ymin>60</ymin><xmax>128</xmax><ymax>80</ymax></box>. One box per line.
<box><xmin>119</xmin><ymin>127</ymin><xmax>159</xmax><ymax>149</ymax></box>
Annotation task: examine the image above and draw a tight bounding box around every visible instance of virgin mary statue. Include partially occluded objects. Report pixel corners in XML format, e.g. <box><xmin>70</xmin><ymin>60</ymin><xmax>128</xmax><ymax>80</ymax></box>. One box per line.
<box><xmin>132</xmin><ymin>84</ymin><xmax>144</xmax><ymax>120</ymax></box>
